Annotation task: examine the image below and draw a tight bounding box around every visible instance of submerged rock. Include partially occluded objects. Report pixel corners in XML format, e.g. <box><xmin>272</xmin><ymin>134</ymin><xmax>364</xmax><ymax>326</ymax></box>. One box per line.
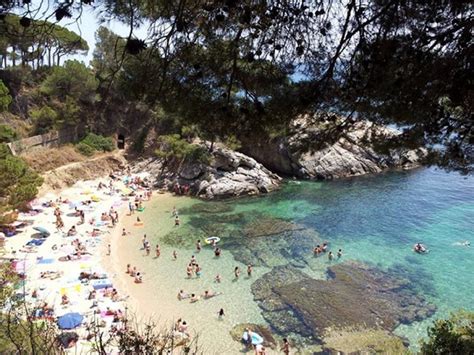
<box><xmin>240</xmin><ymin>114</ymin><xmax>427</xmax><ymax>179</ymax></box>
<box><xmin>251</xmin><ymin>262</ymin><xmax>436</xmax><ymax>344</ymax></box>
<box><xmin>242</xmin><ymin>217</ymin><xmax>301</xmax><ymax>238</ymax></box>
<box><xmin>322</xmin><ymin>328</ymin><xmax>407</xmax><ymax>354</ymax></box>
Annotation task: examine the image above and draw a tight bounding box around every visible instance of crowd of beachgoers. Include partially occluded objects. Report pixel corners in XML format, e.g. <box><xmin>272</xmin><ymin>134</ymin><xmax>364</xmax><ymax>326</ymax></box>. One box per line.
<box><xmin>0</xmin><ymin>169</ymin><xmax>188</xmax><ymax>352</ymax></box>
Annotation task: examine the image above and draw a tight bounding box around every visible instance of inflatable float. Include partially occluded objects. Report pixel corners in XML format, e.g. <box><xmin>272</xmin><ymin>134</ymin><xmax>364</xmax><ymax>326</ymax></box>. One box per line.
<box><xmin>137</xmin><ymin>207</ymin><xmax>145</xmax><ymax>212</ymax></box>
<box><xmin>242</xmin><ymin>331</ymin><xmax>263</xmax><ymax>345</ymax></box>
<box><xmin>205</xmin><ymin>236</ymin><xmax>220</xmax><ymax>245</ymax></box>
<box><xmin>413</xmin><ymin>243</ymin><xmax>428</xmax><ymax>253</ymax></box>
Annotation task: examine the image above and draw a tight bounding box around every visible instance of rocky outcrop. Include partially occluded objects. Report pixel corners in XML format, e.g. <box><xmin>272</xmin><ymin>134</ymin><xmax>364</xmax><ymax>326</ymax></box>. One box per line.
<box><xmin>133</xmin><ymin>144</ymin><xmax>281</xmax><ymax>200</ymax></box>
<box><xmin>241</xmin><ymin>113</ymin><xmax>427</xmax><ymax>179</ymax></box>
<box><xmin>251</xmin><ymin>262</ymin><xmax>436</xmax><ymax>344</ymax></box>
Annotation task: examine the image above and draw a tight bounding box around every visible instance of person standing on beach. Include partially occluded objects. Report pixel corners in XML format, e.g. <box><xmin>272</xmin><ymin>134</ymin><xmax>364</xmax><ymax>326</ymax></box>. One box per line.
<box><xmin>142</xmin><ymin>235</ymin><xmax>147</xmax><ymax>249</ymax></box>
<box><xmin>145</xmin><ymin>242</ymin><xmax>151</xmax><ymax>256</ymax></box>
<box><xmin>247</xmin><ymin>264</ymin><xmax>253</xmax><ymax>277</ymax></box>
<box><xmin>281</xmin><ymin>338</ymin><xmax>290</xmax><ymax>355</ymax></box>
<box><xmin>172</xmin><ymin>250</ymin><xmax>177</xmax><ymax>260</ymax></box>
<box><xmin>175</xmin><ymin>215</ymin><xmax>180</xmax><ymax>226</ymax></box>
<box><xmin>186</xmin><ymin>264</ymin><xmax>193</xmax><ymax>278</ymax></box>
<box><xmin>107</xmin><ymin>244</ymin><xmax>111</xmax><ymax>256</ymax></box>
<box><xmin>234</xmin><ymin>266</ymin><xmax>240</xmax><ymax>279</ymax></box>
<box><xmin>155</xmin><ymin>244</ymin><xmax>161</xmax><ymax>258</ymax></box>
<box><xmin>196</xmin><ymin>240</ymin><xmax>202</xmax><ymax>252</ymax></box>
<box><xmin>128</xmin><ymin>202</ymin><xmax>134</xmax><ymax>214</ymax></box>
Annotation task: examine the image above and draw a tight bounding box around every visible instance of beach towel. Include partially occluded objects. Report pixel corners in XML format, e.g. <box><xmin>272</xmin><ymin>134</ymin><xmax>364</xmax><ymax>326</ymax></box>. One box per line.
<box><xmin>26</xmin><ymin>239</ymin><xmax>45</xmax><ymax>246</ymax></box>
<box><xmin>91</xmin><ymin>279</ymin><xmax>113</xmax><ymax>290</ymax></box>
<box><xmin>37</xmin><ymin>258</ymin><xmax>55</xmax><ymax>264</ymax></box>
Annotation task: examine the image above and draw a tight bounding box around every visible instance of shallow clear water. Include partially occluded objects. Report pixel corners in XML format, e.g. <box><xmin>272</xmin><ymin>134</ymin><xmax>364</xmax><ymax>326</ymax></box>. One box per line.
<box><xmin>135</xmin><ymin>168</ymin><xmax>473</xmax><ymax>351</ymax></box>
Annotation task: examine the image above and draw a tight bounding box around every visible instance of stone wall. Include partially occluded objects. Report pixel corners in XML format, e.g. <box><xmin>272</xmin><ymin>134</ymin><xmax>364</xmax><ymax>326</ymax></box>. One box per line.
<box><xmin>6</xmin><ymin>128</ymin><xmax>80</xmax><ymax>155</ymax></box>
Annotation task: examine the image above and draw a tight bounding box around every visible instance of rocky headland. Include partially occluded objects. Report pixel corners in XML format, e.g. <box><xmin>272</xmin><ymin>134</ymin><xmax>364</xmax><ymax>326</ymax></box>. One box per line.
<box><xmin>240</xmin><ymin>113</ymin><xmax>427</xmax><ymax>179</ymax></box>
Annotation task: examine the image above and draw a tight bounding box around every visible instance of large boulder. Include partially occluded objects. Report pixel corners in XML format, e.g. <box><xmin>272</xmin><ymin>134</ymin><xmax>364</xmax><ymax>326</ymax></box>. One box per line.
<box><xmin>241</xmin><ymin>113</ymin><xmax>427</xmax><ymax>179</ymax></box>
<box><xmin>136</xmin><ymin>144</ymin><xmax>281</xmax><ymax>200</ymax></box>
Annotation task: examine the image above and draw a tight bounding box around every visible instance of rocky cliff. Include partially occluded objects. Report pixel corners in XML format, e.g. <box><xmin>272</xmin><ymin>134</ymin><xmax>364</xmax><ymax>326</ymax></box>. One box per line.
<box><xmin>132</xmin><ymin>144</ymin><xmax>281</xmax><ymax>199</ymax></box>
<box><xmin>240</xmin><ymin>113</ymin><xmax>427</xmax><ymax>179</ymax></box>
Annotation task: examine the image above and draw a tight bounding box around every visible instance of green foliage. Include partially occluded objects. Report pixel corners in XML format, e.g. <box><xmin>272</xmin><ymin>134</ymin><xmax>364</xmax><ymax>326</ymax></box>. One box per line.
<box><xmin>0</xmin><ymin>125</ymin><xmax>17</xmax><ymax>143</ymax></box>
<box><xmin>40</xmin><ymin>60</ymin><xmax>98</xmax><ymax>103</ymax></box>
<box><xmin>0</xmin><ymin>80</ymin><xmax>12</xmax><ymax>112</ymax></box>
<box><xmin>0</xmin><ymin>144</ymin><xmax>43</xmax><ymax>215</ymax></box>
<box><xmin>75</xmin><ymin>133</ymin><xmax>114</xmax><ymax>156</ymax></box>
<box><xmin>155</xmin><ymin>134</ymin><xmax>210</xmax><ymax>166</ymax></box>
<box><xmin>75</xmin><ymin>142</ymin><xmax>95</xmax><ymax>156</ymax></box>
<box><xmin>30</xmin><ymin>105</ymin><xmax>58</xmax><ymax>135</ymax></box>
<box><xmin>420</xmin><ymin>311</ymin><xmax>474</xmax><ymax>354</ymax></box>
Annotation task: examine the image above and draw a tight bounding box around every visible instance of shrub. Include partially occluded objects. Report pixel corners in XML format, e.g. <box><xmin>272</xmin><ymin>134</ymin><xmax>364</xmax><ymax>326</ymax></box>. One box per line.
<box><xmin>75</xmin><ymin>142</ymin><xmax>95</xmax><ymax>156</ymax></box>
<box><xmin>0</xmin><ymin>80</ymin><xmax>12</xmax><ymax>112</ymax></box>
<box><xmin>80</xmin><ymin>133</ymin><xmax>114</xmax><ymax>152</ymax></box>
<box><xmin>420</xmin><ymin>310</ymin><xmax>474</xmax><ymax>354</ymax></box>
<box><xmin>0</xmin><ymin>143</ymin><xmax>43</xmax><ymax>221</ymax></box>
<box><xmin>0</xmin><ymin>125</ymin><xmax>17</xmax><ymax>143</ymax></box>
<box><xmin>75</xmin><ymin>133</ymin><xmax>115</xmax><ymax>156</ymax></box>
<box><xmin>30</xmin><ymin>105</ymin><xmax>59</xmax><ymax>135</ymax></box>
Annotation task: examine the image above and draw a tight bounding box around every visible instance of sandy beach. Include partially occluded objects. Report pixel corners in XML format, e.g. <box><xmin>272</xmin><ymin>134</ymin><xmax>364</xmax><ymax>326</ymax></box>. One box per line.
<box><xmin>1</xmin><ymin>172</ymin><xmax>159</xmax><ymax>353</ymax></box>
<box><xmin>102</xmin><ymin>192</ymin><xmax>270</xmax><ymax>354</ymax></box>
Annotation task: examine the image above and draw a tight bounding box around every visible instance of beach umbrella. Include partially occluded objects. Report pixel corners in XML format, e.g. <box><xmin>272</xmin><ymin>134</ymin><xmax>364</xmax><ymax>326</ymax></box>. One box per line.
<box><xmin>57</xmin><ymin>312</ymin><xmax>84</xmax><ymax>329</ymax></box>
<box><xmin>33</xmin><ymin>226</ymin><xmax>50</xmax><ymax>237</ymax></box>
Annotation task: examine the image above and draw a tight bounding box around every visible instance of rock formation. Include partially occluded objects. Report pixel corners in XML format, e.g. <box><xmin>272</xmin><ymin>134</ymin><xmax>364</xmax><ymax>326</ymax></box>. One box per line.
<box><xmin>240</xmin><ymin>113</ymin><xmax>427</xmax><ymax>179</ymax></box>
<box><xmin>133</xmin><ymin>144</ymin><xmax>282</xmax><ymax>199</ymax></box>
<box><xmin>251</xmin><ymin>262</ymin><xmax>436</xmax><ymax>344</ymax></box>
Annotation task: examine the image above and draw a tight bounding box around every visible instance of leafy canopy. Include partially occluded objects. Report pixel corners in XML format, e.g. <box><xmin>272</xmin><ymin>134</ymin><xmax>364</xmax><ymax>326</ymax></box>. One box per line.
<box><xmin>0</xmin><ymin>144</ymin><xmax>43</xmax><ymax>221</ymax></box>
<box><xmin>40</xmin><ymin>60</ymin><xmax>98</xmax><ymax>103</ymax></box>
<box><xmin>420</xmin><ymin>311</ymin><xmax>474</xmax><ymax>354</ymax></box>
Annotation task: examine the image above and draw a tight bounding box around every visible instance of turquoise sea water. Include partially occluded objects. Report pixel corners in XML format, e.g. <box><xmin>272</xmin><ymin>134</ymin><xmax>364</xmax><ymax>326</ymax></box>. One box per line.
<box><xmin>138</xmin><ymin>167</ymin><xmax>473</xmax><ymax>351</ymax></box>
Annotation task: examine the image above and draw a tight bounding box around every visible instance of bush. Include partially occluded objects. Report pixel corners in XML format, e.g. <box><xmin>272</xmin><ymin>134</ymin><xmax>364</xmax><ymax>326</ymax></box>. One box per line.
<box><xmin>30</xmin><ymin>105</ymin><xmax>59</xmax><ymax>135</ymax></box>
<box><xmin>420</xmin><ymin>311</ymin><xmax>474</xmax><ymax>354</ymax></box>
<box><xmin>0</xmin><ymin>125</ymin><xmax>17</xmax><ymax>143</ymax></box>
<box><xmin>75</xmin><ymin>142</ymin><xmax>95</xmax><ymax>156</ymax></box>
<box><xmin>0</xmin><ymin>80</ymin><xmax>12</xmax><ymax>112</ymax></box>
<box><xmin>0</xmin><ymin>143</ymin><xmax>43</xmax><ymax>221</ymax></box>
<box><xmin>75</xmin><ymin>133</ymin><xmax>115</xmax><ymax>156</ymax></box>
<box><xmin>80</xmin><ymin>133</ymin><xmax>114</xmax><ymax>152</ymax></box>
